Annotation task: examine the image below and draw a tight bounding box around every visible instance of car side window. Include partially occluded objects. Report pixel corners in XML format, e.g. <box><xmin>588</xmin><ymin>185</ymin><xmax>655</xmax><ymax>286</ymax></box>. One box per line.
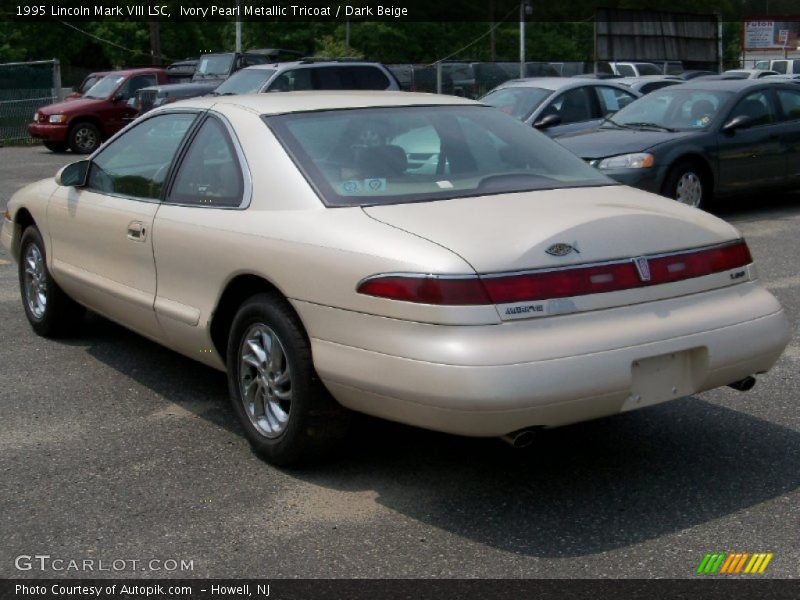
<box><xmin>168</xmin><ymin>117</ymin><xmax>245</xmax><ymax>208</ymax></box>
<box><xmin>729</xmin><ymin>91</ymin><xmax>778</xmax><ymax>126</ymax></box>
<box><xmin>269</xmin><ymin>69</ymin><xmax>312</xmax><ymax>91</ymax></box>
<box><xmin>777</xmin><ymin>89</ymin><xmax>800</xmax><ymax>120</ymax></box>
<box><xmin>341</xmin><ymin>66</ymin><xmax>391</xmax><ymax>90</ymax></box>
<box><xmin>547</xmin><ymin>87</ymin><xmax>595</xmax><ymax>124</ymax></box>
<box><xmin>596</xmin><ymin>86</ymin><xmax>636</xmax><ymax>114</ymax></box>
<box><xmin>616</xmin><ymin>64</ymin><xmax>635</xmax><ymax>77</ymax></box>
<box><xmin>118</xmin><ymin>75</ymin><xmax>158</xmax><ymax>99</ymax></box>
<box><xmin>86</xmin><ymin>112</ymin><xmax>197</xmax><ymax>200</ymax></box>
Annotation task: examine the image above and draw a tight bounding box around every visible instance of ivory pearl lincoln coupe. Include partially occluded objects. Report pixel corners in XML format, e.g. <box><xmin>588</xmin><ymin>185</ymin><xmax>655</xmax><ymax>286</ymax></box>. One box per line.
<box><xmin>2</xmin><ymin>92</ymin><xmax>790</xmax><ymax>465</ymax></box>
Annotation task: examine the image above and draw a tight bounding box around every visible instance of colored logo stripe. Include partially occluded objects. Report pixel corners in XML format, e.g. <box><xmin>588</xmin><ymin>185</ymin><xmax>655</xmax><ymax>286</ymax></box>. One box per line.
<box><xmin>697</xmin><ymin>552</ymin><xmax>773</xmax><ymax>574</ymax></box>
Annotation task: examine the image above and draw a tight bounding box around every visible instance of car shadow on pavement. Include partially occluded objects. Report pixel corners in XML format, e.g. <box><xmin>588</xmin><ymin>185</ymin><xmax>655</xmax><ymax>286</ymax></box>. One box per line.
<box><xmin>712</xmin><ymin>189</ymin><xmax>799</xmax><ymax>219</ymax></box>
<box><xmin>312</xmin><ymin>402</ymin><xmax>800</xmax><ymax>558</ymax></box>
<box><xmin>68</xmin><ymin>313</ymin><xmax>800</xmax><ymax>559</ymax></box>
<box><xmin>60</xmin><ymin>312</ymin><xmax>240</xmax><ymax>436</ymax></box>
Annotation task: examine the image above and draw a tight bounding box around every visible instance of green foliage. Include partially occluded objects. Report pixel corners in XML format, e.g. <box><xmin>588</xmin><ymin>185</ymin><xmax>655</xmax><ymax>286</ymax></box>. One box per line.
<box><xmin>0</xmin><ymin>16</ymin><xmax>744</xmax><ymax>85</ymax></box>
<box><xmin>314</xmin><ymin>34</ymin><xmax>364</xmax><ymax>59</ymax></box>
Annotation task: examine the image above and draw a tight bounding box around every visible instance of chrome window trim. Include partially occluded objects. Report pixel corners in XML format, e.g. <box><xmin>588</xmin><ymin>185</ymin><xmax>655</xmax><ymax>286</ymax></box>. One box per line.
<box><xmin>163</xmin><ymin>109</ymin><xmax>253</xmax><ymax>210</ymax></box>
<box><xmin>83</xmin><ymin>109</ymin><xmax>202</xmax><ymax>204</ymax></box>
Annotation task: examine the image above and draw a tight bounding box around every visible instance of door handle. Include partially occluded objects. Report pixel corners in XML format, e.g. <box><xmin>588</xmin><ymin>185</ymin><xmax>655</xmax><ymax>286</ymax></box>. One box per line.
<box><xmin>127</xmin><ymin>221</ymin><xmax>147</xmax><ymax>242</ymax></box>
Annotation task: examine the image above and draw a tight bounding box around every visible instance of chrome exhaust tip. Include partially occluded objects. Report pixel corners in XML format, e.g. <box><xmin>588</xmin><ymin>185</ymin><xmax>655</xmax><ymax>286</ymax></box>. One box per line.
<box><xmin>728</xmin><ymin>376</ymin><xmax>756</xmax><ymax>392</ymax></box>
<box><xmin>500</xmin><ymin>428</ymin><xmax>537</xmax><ymax>449</ymax></box>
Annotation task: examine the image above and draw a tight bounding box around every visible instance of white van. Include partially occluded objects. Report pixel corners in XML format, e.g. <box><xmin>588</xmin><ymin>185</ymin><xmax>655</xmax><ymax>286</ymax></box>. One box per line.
<box><xmin>770</xmin><ymin>59</ymin><xmax>800</xmax><ymax>75</ymax></box>
<box><xmin>755</xmin><ymin>59</ymin><xmax>800</xmax><ymax>74</ymax></box>
<box><xmin>609</xmin><ymin>62</ymin><xmax>663</xmax><ymax>77</ymax></box>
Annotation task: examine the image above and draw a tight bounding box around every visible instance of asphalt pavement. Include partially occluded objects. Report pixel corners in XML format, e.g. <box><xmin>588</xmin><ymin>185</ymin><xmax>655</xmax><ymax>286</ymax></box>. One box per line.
<box><xmin>0</xmin><ymin>146</ymin><xmax>798</xmax><ymax>579</ymax></box>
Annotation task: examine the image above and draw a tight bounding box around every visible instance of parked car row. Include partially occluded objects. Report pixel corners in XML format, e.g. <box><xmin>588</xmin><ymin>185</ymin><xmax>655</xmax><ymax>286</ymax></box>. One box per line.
<box><xmin>135</xmin><ymin>49</ymin><xmax>302</xmax><ymax>113</ymax></box>
<box><xmin>478</xmin><ymin>74</ymin><xmax>800</xmax><ymax>209</ymax></box>
<box><xmin>481</xmin><ymin>77</ymin><xmax>640</xmax><ymax>138</ymax></box>
<box><xmin>556</xmin><ymin>79</ymin><xmax>800</xmax><ymax>209</ymax></box>
<box><xmin>29</xmin><ymin>56</ymin><xmax>800</xmax><ymax>215</ymax></box>
<box><xmin>29</xmin><ymin>67</ymin><xmax>171</xmax><ymax>153</ymax></box>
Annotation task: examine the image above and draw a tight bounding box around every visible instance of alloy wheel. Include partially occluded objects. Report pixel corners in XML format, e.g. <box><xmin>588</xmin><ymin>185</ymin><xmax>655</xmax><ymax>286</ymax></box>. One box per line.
<box><xmin>238</xmin><ymin>323</ymin><xmax>293</xmax><ymax>438</ymax></box>
<box><xmin>23</xmin><ymin>243</ymin><xmax>47</xmax><ymax>320</ymax></box>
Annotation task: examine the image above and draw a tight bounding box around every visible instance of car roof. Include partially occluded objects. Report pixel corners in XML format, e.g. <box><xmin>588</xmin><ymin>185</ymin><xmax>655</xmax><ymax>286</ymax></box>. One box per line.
<box><xmin>616</xmin><ymin>76</ymin><xmax>682</xmax><ymax>83</ymax></box>
<box><xmin>105</xmin><ymin>68</ymin><xmax>163</xmax><ymax>76</ymax></box>
<box><xmin>240</xmin><ymin>61</ymin><xmax>387</xmax><ymax>72</ymax></box>
<box><xmin>493</xmin><ymin>77</ymin><xmax>623</xmax><ymax>91</ymax></box>
<box><xmin>166</xmin><ymin>91</ymin><xmax>478</xmax><ymax>114</ymax></box>
<box><xmin>674</xmin><ymin>78</ymin><xmax>778</xmax><ymax>91</ymax></box>
<box><xmin>725</xmin><ymin>69</ymin><xmax>778</xmax><ymax>75</ymax></box>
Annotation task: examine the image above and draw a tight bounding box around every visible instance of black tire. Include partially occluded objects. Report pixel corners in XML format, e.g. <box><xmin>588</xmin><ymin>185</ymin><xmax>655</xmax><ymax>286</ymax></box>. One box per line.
<box><xmin>18</xmin><ymin>226</ymin><xmax>85</xmax><ymax>337</ymax></box>
<box><xmin>662</xmin><ymin>160</ymin><xmax>711</xmax><ymax>210</ymax></box>
<box><xmin>226</xmin><ymin>292</ymin><xmax>350</xmax><ymax>466</ymax></box>
<box><xmin>43</xmin><ymin>141</ymin><xmax>68</xmax><ymax>153</ymax></box>
<box><xmin>67</xmin><ymin>121</ymin><xmax>101</xmax><ymax>154</ymax></box>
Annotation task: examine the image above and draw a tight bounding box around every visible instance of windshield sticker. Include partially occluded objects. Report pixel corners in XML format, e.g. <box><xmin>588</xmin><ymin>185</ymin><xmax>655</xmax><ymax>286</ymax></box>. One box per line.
<box><xmin>341</xmin><ymin>180</ymin><xmax>361</xmax><ymax>193</ymax></box>
<box><xmin>340</xmin><ymin>178</ymin><xmax>386</xmax><ymax>194</ymax></box>
<box><xmin>365</xmin><ymin>178</ymin><xmax>386</xmax><ymax>192</ymax></box>
<box><xmin>436</xmin><ymin>180</ymin><xmax>454</xmax><ymax>189</ymax></box>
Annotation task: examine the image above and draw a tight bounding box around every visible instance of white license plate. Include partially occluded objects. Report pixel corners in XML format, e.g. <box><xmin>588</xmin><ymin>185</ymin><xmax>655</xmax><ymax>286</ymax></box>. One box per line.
<box><xmin>622</xmin><ymin>349</ymin><xmax>703</xmax><ymax>412</ymax></box>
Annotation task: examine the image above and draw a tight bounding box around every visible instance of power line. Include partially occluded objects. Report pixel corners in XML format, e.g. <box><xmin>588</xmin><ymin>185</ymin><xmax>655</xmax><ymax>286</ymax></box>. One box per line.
<box><xmin>426</xmin><ymin>5</ymin><xmax>520</xmax><ymax>66</ymax></box>
<box><xmin>58</xmin><ymin>21</ymin><xmax>174</xmax><ymax>62</ymax></box>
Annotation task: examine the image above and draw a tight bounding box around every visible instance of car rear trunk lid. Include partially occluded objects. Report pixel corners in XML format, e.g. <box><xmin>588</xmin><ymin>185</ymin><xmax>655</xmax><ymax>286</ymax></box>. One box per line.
<box><xmin>362</xmin><ymin>185</ymin><xmax>751</xmax><ymax>320</ymax></box>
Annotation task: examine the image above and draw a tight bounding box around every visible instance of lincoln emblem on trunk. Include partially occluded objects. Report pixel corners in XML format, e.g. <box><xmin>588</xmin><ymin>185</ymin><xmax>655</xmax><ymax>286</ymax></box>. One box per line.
<box><xmin>545</xmin><ymin>243</ymin><xmax>579</xmax><ymax>257</ymax></box>
<box><xmin>633</xmin><ymin>256</ymin><xmax>651</xmax><ymax>282</ymax></box>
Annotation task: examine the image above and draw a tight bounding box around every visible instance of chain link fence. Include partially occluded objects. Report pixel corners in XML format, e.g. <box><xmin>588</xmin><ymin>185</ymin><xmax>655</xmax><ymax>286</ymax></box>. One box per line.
<box><xmin>0</xmin><ymin>59</ymin><xmax>61</xmax><ymax>145</ymax></box>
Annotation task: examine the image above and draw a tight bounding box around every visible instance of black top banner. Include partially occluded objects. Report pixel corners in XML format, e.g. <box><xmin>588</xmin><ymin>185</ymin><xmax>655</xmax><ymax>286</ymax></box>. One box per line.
<box><xmin>1</xmin><ymin>0</ymin><xmax>799</xmax><ymax>22</ymax></box>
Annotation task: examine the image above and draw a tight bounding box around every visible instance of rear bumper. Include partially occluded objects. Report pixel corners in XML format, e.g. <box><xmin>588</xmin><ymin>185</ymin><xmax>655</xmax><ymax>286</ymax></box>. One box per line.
<box><xmin>299</xmin><ymin>282</ymin><xmax>790</xmax><ymax>436</ymax></box>
<box><xmin>28</xmin><ymin>122</ymin><xmax>68</xmax><ymax>143</ymax></box>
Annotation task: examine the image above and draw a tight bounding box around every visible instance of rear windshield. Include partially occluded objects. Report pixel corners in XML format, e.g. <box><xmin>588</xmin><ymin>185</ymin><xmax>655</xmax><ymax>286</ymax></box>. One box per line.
<box><xmin>214</xmin><ymin>69</ymin><xmax>276</xmax><ymax>95</ymax></box>
<box><xmin>194</xmin><ymin>55</ymin><xmax>234</xmax><ymax>79</ymax></box>
<box><xmin>635</xmin><ymin>63</ymin><xmax>662</xmax><ymax>75</ymax></box>
<box><xmin>265</xmin><ymin>105</ymin><xmax>613</xmax><ymax>207</ymax></box>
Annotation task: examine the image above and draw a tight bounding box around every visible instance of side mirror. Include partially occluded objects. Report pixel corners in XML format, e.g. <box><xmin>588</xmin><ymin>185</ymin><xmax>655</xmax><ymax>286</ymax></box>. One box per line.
<box><xmin>533</xmin><ymin>114</ymin><xmax>562</xmax><ymax>129</ymax></box>
<box><xmin>113</xmin><ymin>92</ymin><xmax>125</xmax><ymax>103</ymax></box>
<box><xmin>722</xmin><ymin>115</ymin><xmax>754</xmax><ymax>133</ymax></box>
<box><xmin>55</xmin><ymin>160</ymin><xmax>90</xmax><ymax>187</ymax></box>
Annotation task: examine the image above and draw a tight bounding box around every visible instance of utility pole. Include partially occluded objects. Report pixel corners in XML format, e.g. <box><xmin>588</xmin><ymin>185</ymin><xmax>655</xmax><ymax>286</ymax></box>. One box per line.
<box><xmin>235</xmin><ymin>0</ymin><xmax>242</xmax><ymax>52</ymax></box>
<box><xmin>148</xmin><ymin>21</ymin><xmax>161</xmax><ymax>66</ymax></box>
<box><xmin>489</xmin><ymin>0</ymin><xmax>496</xmax><ymax>61</ymax></box>
<box><xmin>520</xmin><ymin>2</ymin><xmax>532</xmax><ymax>78</ymax></box>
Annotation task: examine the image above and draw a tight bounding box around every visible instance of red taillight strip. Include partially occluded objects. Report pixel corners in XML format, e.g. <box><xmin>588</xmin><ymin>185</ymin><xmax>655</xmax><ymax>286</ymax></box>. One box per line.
<box><xmin>356</xmin><ymin>274</ymin><xmax>491</xmax><ymax>305</ymax></box>
<box><xmin>482</xmin><ymin>240</ymin><xmax>752</xmax><ymax>303</ymax></box>
<box><xmin>357</xmin><ymin>240</ymin><xmax>752</xmax><ymax>306</ymax></box>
